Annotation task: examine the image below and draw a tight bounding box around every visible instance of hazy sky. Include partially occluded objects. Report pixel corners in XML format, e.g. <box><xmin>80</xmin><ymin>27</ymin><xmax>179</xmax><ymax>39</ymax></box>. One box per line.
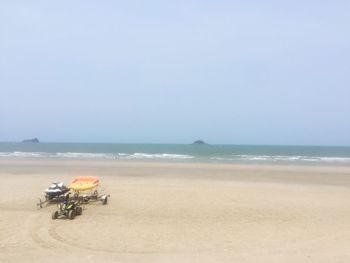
<box><xmin>1</xmin><ymin>1</ymin><xmax>349</xmax><ymax>145</ymax></box>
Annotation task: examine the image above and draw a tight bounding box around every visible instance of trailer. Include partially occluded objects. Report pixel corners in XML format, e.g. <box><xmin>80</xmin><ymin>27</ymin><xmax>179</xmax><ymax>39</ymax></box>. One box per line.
<box><xmin>70</xmin><ymin>176</ymin><xmax>110</xmax><ymax>205</ymax></box>
<box><xmin>36</xmin><ymin>182</ymin><xmax>69</xmax><ymax>209</ymax></box>
<box><xmin>37</xmin><ymin>176</ymin><xmax>110</xmax><ymax>209</ymax></box>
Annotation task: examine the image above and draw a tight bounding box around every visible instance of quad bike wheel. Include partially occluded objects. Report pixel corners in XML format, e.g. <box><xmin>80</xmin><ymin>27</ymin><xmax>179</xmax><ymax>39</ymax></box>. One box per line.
<box><xmin>52</xmin><ymin>211</ymin><xmax>59</xmax><ymax>220</ymax></box>
<box><xmin>68</xmin><ymin>210</ymin><xmax>76</xmax><ymax>220</ymax></box>
<box><xmin>102</xmin><ymin>196</ymin><xmax>108</xmax><ymax>205</ymax></box>
<box><xmin>75</xmin><ymin>206</ymin><xmax>83</xmax><ymax>216</ymax></box>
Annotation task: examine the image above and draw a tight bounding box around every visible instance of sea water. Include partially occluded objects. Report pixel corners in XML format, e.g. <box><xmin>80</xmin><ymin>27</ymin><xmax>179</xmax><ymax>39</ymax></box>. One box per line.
<box><xmin>0</xmin><ymin>142</ymin><xmax>350</xmax><ymax>165</ymax></box>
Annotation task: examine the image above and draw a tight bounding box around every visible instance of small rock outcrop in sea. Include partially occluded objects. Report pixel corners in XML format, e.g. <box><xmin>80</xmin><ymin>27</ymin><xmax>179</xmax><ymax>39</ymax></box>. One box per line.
<box><xmin>22</xmin><ymin>138</ymin><xmax>40</xmax><ymax>143</ymax></box>
<box><xmin>192</xmin><ymin>140</ymin><xmax>207</xmax><ymax>145</ymax></box>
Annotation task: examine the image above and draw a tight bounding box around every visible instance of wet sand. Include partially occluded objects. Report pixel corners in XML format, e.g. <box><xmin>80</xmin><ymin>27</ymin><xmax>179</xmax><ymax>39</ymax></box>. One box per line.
<box><xmin>1</xmin><ymin>159</ymin><xmax>350</xmax><ymax>262</ymax></box>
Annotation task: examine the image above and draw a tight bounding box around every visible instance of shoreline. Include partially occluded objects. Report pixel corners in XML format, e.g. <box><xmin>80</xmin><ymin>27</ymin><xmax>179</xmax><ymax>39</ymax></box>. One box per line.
<box><xmin>1</xmin><ymin>158</ymin><xmax>350</xmax><ymax>187</ymax></box>
<box><xmin>2</xmin><ymin>156</ymin><xmax>350</xmax><ymax>165</ymax></box>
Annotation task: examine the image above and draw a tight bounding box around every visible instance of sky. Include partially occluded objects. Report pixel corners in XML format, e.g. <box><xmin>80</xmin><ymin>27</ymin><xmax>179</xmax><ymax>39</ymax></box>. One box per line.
<box><xmin>0</xmin><ymin>0</ymin><xmax>349</xmax><ymax>145</ymax></box>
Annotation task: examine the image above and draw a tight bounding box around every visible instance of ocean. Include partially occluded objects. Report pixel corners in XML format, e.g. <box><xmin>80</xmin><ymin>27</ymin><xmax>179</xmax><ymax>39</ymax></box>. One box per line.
<box><xmin>0</xmin><ymin>142</ymin><xmax>350</xmax><ymax>165</ymax></box>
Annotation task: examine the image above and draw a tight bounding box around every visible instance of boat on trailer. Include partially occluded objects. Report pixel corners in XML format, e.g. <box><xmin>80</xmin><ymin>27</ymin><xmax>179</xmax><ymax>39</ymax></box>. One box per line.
<box><xmin>70</xmin><ymin>176</ymin><xmax>100</xmax><ymax>191</ymax></box>
<box><xmin>70</xmin><ymin>176</ymin><xmax>109</xmax><ymax>205</ymax></box>
<box><xmin>37</xmin><ymin>176</ymin><xmax>109</xmax><ymax>209</ymax></box>
<box><xmin>45</xmin><ymin>182</ymin><xmax>70</xmax><ymax>200</ymax></box>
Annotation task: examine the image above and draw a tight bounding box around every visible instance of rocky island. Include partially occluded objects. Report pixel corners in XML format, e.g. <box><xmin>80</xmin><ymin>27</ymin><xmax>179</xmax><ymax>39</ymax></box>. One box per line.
<box><xmin>22</xmin><ymin>138</ymin><xmax>40</xmax><ymax>143</ymax></box>
<box><xmin>192</xmin><ymin>140</ymin><xmax>207</xmax><ymax>145</ymax></box>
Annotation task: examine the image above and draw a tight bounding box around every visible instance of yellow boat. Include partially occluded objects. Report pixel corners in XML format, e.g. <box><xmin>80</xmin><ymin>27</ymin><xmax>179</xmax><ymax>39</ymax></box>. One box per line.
<box><xmin>70</xmin><ymin>176</ymin><xmax>100</xmax><ymax>191</ymax></box>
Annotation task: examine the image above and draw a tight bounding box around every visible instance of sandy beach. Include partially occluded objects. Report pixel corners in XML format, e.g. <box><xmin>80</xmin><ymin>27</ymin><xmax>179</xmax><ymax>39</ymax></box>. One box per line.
<box><xmin>1</xmin><ymin>159</ymin><xmax>350</xmax><ymax>262</ymax></box>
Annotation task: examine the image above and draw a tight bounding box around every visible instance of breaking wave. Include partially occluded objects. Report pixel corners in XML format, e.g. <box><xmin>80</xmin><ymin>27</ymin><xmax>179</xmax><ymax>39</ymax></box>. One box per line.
<box><xmin>210</xmin><ymin>155</ymin><xmax>350</xmax><ymax>163</ymax></box>
<box><xmin>0</xmin><ymin>152</ymin><xmax>349</xmax><ymax>164</ymax></box>
<box><xmin>119</xmin><ymin>153</ymin><xmax>194</xmax><ymax>160</ymax></box>
<box><xmin>0</xmin><ymin>151</ymin><xmax>194</xmax><ymax>160</ymax></box>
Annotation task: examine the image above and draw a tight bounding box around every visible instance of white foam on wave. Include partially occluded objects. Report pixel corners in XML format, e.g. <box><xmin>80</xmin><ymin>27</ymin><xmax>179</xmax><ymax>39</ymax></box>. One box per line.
<box><xmin>0</xmin><ymin>151</ymin><xmax>48</xmax><ymax>158</ymax></box>
<box><xmin>0</xmin><ymin>151</ymin><xmax>195</xmax><ymax>160</ymax></box>
<box><xmin>121</xmin><ymin>153</ymin><xmax>194</xmax><ymax>160</ymax></box>
<box><xmin>1</xmin><ymin>151</ymin><xmax>350</xmax><ymax>163</ymax></box>
<box><xmin>0</xmin><ymin>151</ymin><xmax>115</xmax><ymax>159</ymax></box>
<box><xmin>55</xmin><ymin>152</ymin><xmax>115</xmax><ymax>159</ymax></box>
<box><xmin>210</xmin><ymin>155</ymin><xmax>350</xmax><ymax>163</ymax></box>
<box><xmin>302</xmin><ymin>157</ymin><xmax>350</xmax><ymax>163</ymax></box>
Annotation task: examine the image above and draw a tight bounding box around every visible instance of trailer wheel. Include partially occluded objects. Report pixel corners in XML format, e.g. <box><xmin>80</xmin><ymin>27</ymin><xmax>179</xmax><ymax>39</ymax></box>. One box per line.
<box><xmin>52</xmin><ymin>211</ymin><xmax>59</xmax><ymax>220</ymax></box>
<box><xmin>68</xmin><ymin>210</ymin><xmax>76</xmax><ymax>220</ymax></box>
<box><xmin>102</xmin><ymin>197</ymin><xmax>108</xmax><ymax>205</ymax></box>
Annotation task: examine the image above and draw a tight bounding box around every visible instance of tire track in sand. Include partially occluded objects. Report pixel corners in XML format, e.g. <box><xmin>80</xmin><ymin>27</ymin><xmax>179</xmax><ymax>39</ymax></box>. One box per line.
<box><xmin>26</xmin><ymin>212</ymin><xmax>75</xmax><ymax>251</ymax></box>
<box><xmin>47</xmin><ymin>223</ymin><xmax>157</xmax><ymax>254</ymax></box>
<box><xmin>48</xmin><ymin>225</ymin><xmax>127</xmax><ymax>254</ymax></box>
<box><xmin>25</xmin><ymin>206</ymin><xmax>115</xmax><ymax>253</ymax></box>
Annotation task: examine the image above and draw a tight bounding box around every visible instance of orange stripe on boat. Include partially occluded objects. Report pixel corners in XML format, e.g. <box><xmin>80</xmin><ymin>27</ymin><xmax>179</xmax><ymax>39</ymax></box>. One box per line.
<box><xmin>70</xmin><ymin>176</ymin><xmax>100</xmax><ymax>191</ymax></box>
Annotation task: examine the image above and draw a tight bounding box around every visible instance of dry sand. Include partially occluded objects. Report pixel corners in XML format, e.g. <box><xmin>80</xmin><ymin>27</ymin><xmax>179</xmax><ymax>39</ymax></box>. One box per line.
<box><xmin>0</xmin><ymin>159</ymin><xmax>350</xmax><ymax>262</ymax></box>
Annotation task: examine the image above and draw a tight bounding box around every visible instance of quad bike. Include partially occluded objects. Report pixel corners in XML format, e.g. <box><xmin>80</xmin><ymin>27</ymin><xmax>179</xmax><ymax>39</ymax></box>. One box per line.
<box><xmin>52</xmin><ymin>200</ymin><xmax>83</xmax><ymax>220</ymax></box>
